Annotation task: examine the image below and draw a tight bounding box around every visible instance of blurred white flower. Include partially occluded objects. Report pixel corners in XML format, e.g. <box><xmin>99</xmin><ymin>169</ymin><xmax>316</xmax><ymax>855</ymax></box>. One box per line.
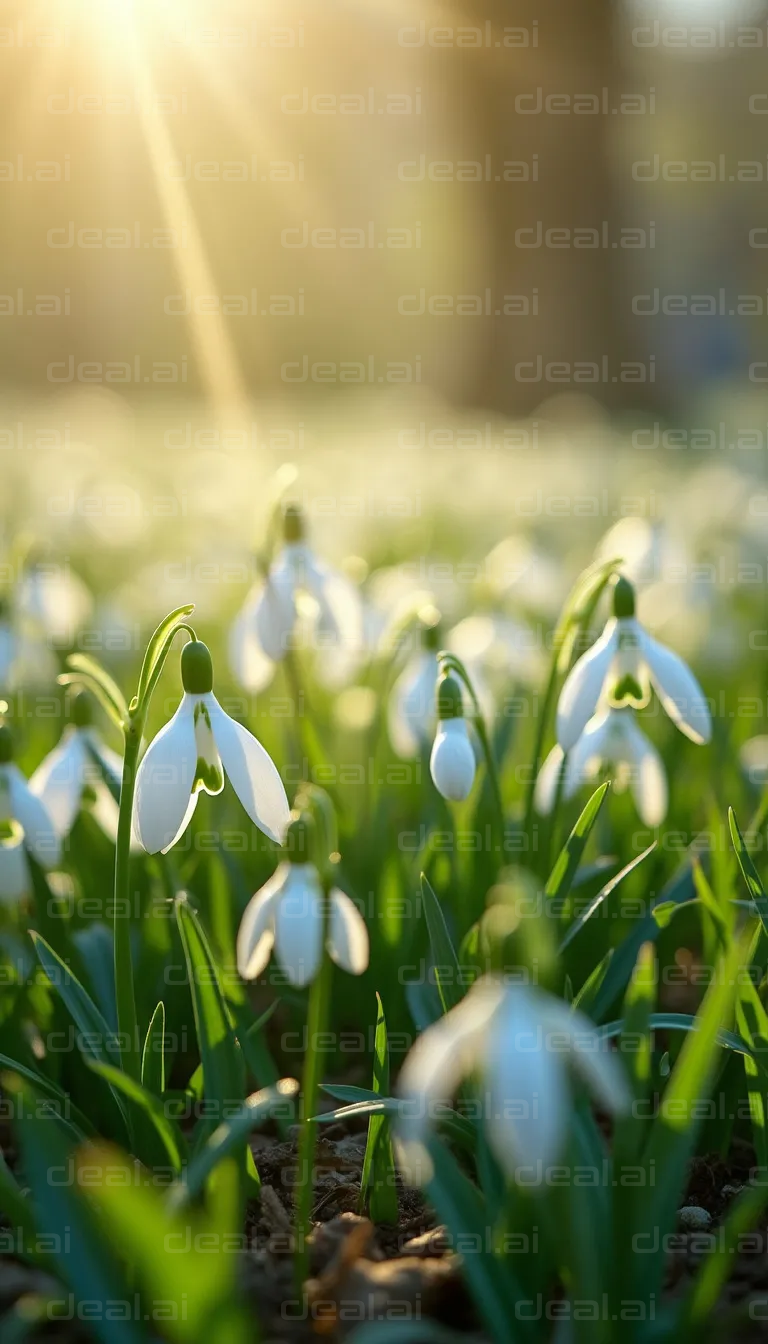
<box><xmin>229</xmin><ymin>505</ymin><xmax>363</xmax><ymax>693</ymax></box>
<box><xmin>447</xmin><ymin>612</ymin><xmax>545</xmax><ymax>689</ymax></box>
<box><xmin>557</xmin><ymin>577</ymin><xmax>711</xmax><ymax>752</ymax></box>
<box><xmin>594</xmin><ymin>517</ymin><xmax>689</xmax><ymax>591</ymax></box>
<box><xmin>0</xmin><ymin>554</ymin><xmax>91</xmax><ymax>692</ymax></box>
<box><xmin>397</xmin><ymin>978</ymin><xmax>629</xmax><ymax>1183</ymax></box>
<box><xmin>29</xmin><ymin>693</ymin><xmax>127</xmax><ymax>844</ymax></box>
<box><xmin>17</xmin><ymin>564</ymin><xmax>93</xmax><ymax>646</ymax></box>
<box><xmin>739</xmin><ymin>736</ymin><xmax>768</xmax><ymax>789</ymax></box>
<box><xmin>484</xmin><ymin>536</ymin><xmax>565</xmax><ymax>618</ymax></box>
<box><xmin>236</xmin><ymin>860</ymin><xmax>369</xmax><ymax>987</ymax></box>
<box><xmin>0</xmin><ymin>724</ymin><xmax>60</xmax><ymax>900</ymax></box>
<box><xmin>134</xmin><ymin>640</ymin><xmax>289</xmax><ymax>854</ymax></box>
<box><xmin>388</xmin><ymin>648</ymin><xmax>439</xmax><ymax>759</ymax></box>
<box><xmin>429</xmin><ymin>674</ymin><xmax>476</xmax><ymax>802</ymax></box>
<box><xmin>0</xmin><ymin>603</ymin><xmax>57</xmax><ymax>691</ymax></box>
<box><xmin>536</xmin><ymin>706</ymin><xmax>668</xmax><ymax>827</ymax></box>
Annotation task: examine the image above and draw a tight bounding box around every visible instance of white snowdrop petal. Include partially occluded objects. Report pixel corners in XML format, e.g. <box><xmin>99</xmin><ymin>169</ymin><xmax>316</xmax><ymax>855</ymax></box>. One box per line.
<box><xmin>622</xmin><ymin>718</ymin><xmax>669</xmax><ymax>828</ymax></box>
<box><xmin>88</xmin><ymin>779</ymin><xmax>120</xmax><ymax>844</ymax></box>
<box><xmin>299</xmin><ymin>550</ymin><xmax>364</xmax><ymax>654</ymax></box>
<box><xmin>566</xmin><ymin>708</ymin><xmax>613</xmax><ymax>790</ymax></box>
<box><xmin>0</xmin><ymin>829</ymin><xmax>30</xmax><ymax>903</ymax></box>
<box><xmin>544</xmin><ymin>998</ymin><xmax>632</xmax><ymax>1118</ymax></box>
<box><xmin>327</xmin><ymin>888</ymin><xmax>369</xmax><ymax>975</ymax></box>
<box><xmin>273</xmin><ymin>865</ymin><xmax>324</xmax><ymax>986</ymax></box>
<box><xmin>430</xmin><ymin>719</ymin><xmax>476</xmax><ymax>802</ymax></box>
<box><xmin>133</xmin><ymin>695</ymin><xmax>197</xmax><ymax>854</ymax></box>
<box><xmin>229</xmin><ymin>594</ymin><xmax>276</xmax><ymax>694</ymax></box>
<box><xmin>7</xmin><ymin>765</ymin><xmax>61</xmax><ymax>868</ymax></box>
<box><xmin>193</xmin><ymin>702</ymin><xmax>224</xmax><ymax>796</ymax></box>
<box><xmin>236</xmin><ymin>864</ymin><xmax>289</xmax><ymax>980</ymax></box>
<box><xmin>485</xmin><ymin>989</ymin><xmax>569</xmax><ymax>1174</ymax></box>
<box><xmin>0</xmin><ymin>624</ymin><xmax>16</xmax><ymax>683</ymax></box>
<box><xmin>389</xmin><ymin>653</ymin><xmax>438</xmax><ymax>759</ymax></box>
<box><xmin>556</xmin><ymin>621</ymin><xmax>619</xmax><ymax>752</ymax></box>
<box><xmin>29</xmin><ymin>731</ymin><xmax>87</xmax><ymax>838</ymax></box>
<box><xmin>161</xmin><ymin>789</ymin><xmax>199</xmax><ymax>855</ymax></box>
<box><xmin>254</xmin><ymin>565</ymin><xmax>296</xmax><ymax>663</ymax></box>
<box><xmin>641</xmin><ymin>632</ymin><xmax>712</xmax><ymax>745</ymax></box>
<box><xmin>206</xmin><ymin>695</ymin><xmax>290</xmax><ymax>845</ymax></box>
<box><xmin>396</xmin><ymin>980</ymin><xmax>504</xmax><ymax>1184</ymax></box>
<box><xmin>534</xmin><ymin>745</ymin><xmax>564</xmax><ymax>816</ymax></box>
<box><xmin>88</xmin><ymin>737</ymin><xmax>125</xmax><ymax>791</ymax></box>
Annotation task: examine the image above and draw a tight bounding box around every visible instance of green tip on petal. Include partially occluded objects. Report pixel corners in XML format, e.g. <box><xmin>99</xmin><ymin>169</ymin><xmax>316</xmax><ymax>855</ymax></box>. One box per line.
<box><xmin>282</xmin><ymin>503</ymin><xmax>305</xmax><ymax>543</ymax></box>
<box><xmin>612</xmin><ymin>575</ymin><xmax>636</xmax><ymax>620</ymax></box>
<box><xmin>0</xmin><ymin>722</ymin><xmax>14</xmax><ymax>765</ymax></box>
<box><xmin>283</xmin><ymin>810</ymin><xmax>315</xmax><ymax>864</ymax></box>
<box><xmin>181</xmin><ymin>640</ymin><xmax>214</xmax><ymax>695</ymax></box>
<box><xmin>71</xmin><ymin>690</ymin><xmax>94</xmax><ymax>729</ymax></box>
<box><xmin>435</xmin><ymin>673</ymin><xmax>463</xmax><ymax>721</ymax></box>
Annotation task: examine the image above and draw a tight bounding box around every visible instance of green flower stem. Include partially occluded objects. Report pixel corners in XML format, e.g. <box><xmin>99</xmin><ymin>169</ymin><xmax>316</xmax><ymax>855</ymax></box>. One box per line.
<box><xmin>294</xmin><ymin>928</ymin><xmax>333</xmax><ymax>1293</ymax></box>
<box><xmin>114</xmin><ymin>712</ymin><xmax>143</xmax><ymax>1082</ymax></box>
<box><xmin>283</xmin><ymin>646</ymin><xmax>310</xmax><ymax>777</ymax></box>
<box><xmin>438</xmin><ymin>652</ymin><xmax>505</xmax><ymax>853</ymax></box>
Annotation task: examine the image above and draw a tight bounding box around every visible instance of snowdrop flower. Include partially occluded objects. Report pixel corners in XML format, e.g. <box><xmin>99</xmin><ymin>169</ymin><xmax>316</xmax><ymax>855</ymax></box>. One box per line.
<box><xmin>430</xmin><ymin>674</ymin><xmax>476</xmax><ymax>802</ymax></box>
<box><xmin>536</xmin><ymin>706</ymin><xmax>668</xmax><ymax>827</ymax></box>
<box><xmin>556</xmin><ymin>576</ymin><xmax>711</xmax><ymax>751</ymax></box>
<box><xmin>0</xmin><ymin>596</ymin><xmax>58</xmax><ymax>691</ymax></box>
<box><xmin>0</xmin><ymin>721</ymin><xmax>60</xmax><ymax>901</ymax></box>
<box><xmin>594</xmin><ymin>517</ymin><xmax>688</xmax><ymax>591</ymax></box>
<box><xmin>17</xmin><ymin>561</ymin><xmax>93</xmax><ymax>646</ymax></box>
<box><xmin>447</xmin><ymin>612</ymin><xmax>545</xmax><ymax>689</ymax></box>
<box><xmin>397</xmin><ymin>978</ymin><xmax>629</xmax><ymax>1182</ymax></box>
<box><xmin>484</xmin><ymin>535</ymin><xmax>566</xmax><ymax>619</ymax></box>
<box><xmin>134</xmin><ymin>640</ymin><xmax>289</xmax><ymax>854</ymax></box>
<box><xmin>237</xmin><ymin>819</ymin><xmax>369</xmax><ymax>987</ymax></box>
<box><xmin>29</xmin><ymin>692</ymin><xmax>126</xmax><ymax>844</ymax></box>
<box><xmin>230</xmin><ymin>505</ymin><xmax>363</xmax><ymax>693</ymax></box>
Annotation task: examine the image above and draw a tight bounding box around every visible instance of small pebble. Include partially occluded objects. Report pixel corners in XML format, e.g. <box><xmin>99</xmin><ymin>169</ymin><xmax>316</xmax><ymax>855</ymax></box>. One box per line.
<box><xmin>678</xmin><ymin>1205</ymin><xmax>712</xmax><ymax>1230</ymax></box>
<box><xmin>721</xmin><ymin>1184</ymin><xmax>743</xmax><ymax>1198</ymax></box>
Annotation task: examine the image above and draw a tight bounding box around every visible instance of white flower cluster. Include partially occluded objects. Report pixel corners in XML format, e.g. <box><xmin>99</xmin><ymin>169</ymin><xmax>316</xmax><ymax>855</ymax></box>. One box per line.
<box><xmin>535</xmin><ymin>576</ymin><xmax>711</xmax><ymax>826</ymax></box>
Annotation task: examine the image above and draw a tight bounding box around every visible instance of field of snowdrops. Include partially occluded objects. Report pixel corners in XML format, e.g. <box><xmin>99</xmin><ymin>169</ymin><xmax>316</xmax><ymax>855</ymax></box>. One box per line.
<box><xmin>0</xmin><ymin>393</ymin><xmax>767</xmax><ymax>1343</ymax></box>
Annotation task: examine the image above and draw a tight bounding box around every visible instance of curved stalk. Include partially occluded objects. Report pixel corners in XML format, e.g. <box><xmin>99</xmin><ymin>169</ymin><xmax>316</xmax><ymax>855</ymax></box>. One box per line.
<box><xmin>438</xmin><ymin>651</ymin><xmax>505</xmax><ymax>854</ymax></box>
<box><xmin>113</xmin><ymin>713</ymin><xmax>142</xmax><ymax>1080</ymax></box>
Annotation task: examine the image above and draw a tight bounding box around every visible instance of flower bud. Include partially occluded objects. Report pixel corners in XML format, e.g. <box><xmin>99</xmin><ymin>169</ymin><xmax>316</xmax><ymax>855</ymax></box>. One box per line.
<box><xmin>71</xmin><ymin>690</ymin><xmax>94</xmax><ymax>729</ymax></box>
<box><xmin>0</xmin><ymin>723</ymin><xmax>13</xmax><ymax>765</ymax></box>
<box><xmin>435</xmin><ymin>673</ymin><xmax>463</xmax><ymax>721</ymax></box>
<box><xmin>283</xmin><ymin>810</ymin><xmax>315</xmax><ymax>865</ymax></box>
<box><xmin>419</xmin><ymin>605</ymin><xmax>441</xmax><ymax>652</ymax></box>
<box><xmin>181</xmin><ymin>640</ymin><xmax>214</xmax><ymax>695</ymax></box>
<box><xmin>612</xmin><ymin>576</ymin><xmax>636</xmax><ymax>620</ymax></box>
<box><xmin>430</xmin><ymin>717</ymin><xmax>475</xmax><ymax>802</ymax></box>
<box><xmin>282</xmin><ymin>503</ymin><xmax>305</xmax><ymax>544</ymax></box>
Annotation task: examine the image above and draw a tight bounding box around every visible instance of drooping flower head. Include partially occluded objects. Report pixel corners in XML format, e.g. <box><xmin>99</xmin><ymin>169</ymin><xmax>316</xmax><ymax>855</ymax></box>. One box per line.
<box><xmin>0</xmin><ymin>717</ymin><xmax>60</xmax><ymax>901</ymax></box>
<box><xmin>556</xmin><ymin>576</ymin><xmax>711</xmax><ymax>752</ymax></box>
<box><xmin>396</xmin><ymin>977</ymin><xmax>629</xmax><ymax>1184</ymax></box>
<box><xmin>133</xmin><ymin>639</ymin><xmax>290</xmax><ymax>854</ymax></box>
<box><xmin>429</xmin><ymin>672</ymin><xmax>476</xmax><ymax>803</ymax></box>
<box><xmin>536</xmin><ymin>704</ymin><xmax>668</xmax><ymax>827</ymax></box>
<box><xmin>230</xmin><ymin>503</ymin><xmax>364</xmax><ymax>694</ymax></box>
<box><xmin>236</xmin><ymin>811</ymin><xmax>369</xmax><ymax>987</ymax></box>
<box><xmin>30</xmin><ymin>691</ymin><xmax>126</xmax><ymax>843</ymax></box>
